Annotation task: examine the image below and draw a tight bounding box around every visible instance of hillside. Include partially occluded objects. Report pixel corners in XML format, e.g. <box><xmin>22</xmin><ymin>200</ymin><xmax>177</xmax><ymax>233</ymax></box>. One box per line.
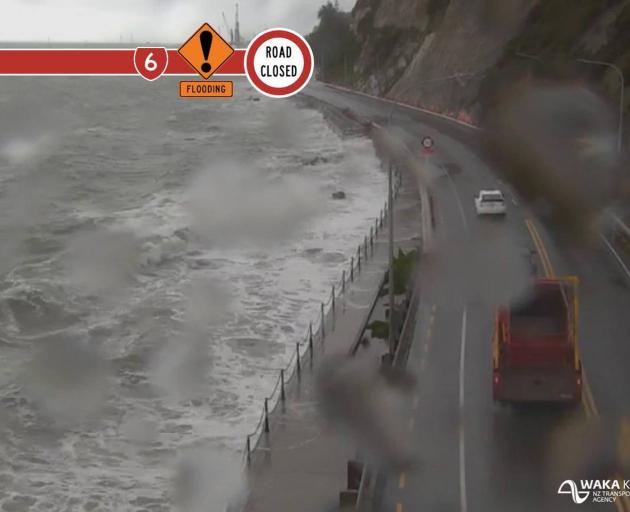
<box><xmin>347</xmin><ymin>0</ymin><xmax>630</xmax><ymax>130</ymax></box>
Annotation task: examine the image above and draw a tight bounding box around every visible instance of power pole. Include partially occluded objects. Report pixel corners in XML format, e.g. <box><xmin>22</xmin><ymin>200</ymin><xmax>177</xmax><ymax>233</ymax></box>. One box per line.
<box><xmin>388</xmin><ymin>162</ymin><xmax>396</xmax><ymax>356</ymax></box>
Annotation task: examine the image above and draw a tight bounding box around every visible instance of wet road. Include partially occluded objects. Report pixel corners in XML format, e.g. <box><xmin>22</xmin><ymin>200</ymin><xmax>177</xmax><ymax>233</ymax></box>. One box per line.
<box><xmin>304</xmin><ymin>82</ymin><xmax>630</xmax><ymax>512</ymax></box>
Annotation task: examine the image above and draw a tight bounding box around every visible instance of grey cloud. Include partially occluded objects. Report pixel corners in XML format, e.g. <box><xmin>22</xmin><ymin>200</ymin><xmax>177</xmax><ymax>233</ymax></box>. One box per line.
<box><xmin>2</xmin><ymin>0</ymin><xmax>357</xmax><ymax>42</ymax></box>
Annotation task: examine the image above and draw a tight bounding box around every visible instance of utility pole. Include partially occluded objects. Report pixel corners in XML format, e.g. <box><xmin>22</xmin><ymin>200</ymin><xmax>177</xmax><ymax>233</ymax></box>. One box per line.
<box><xmin>388</xmin><ymin>162</ymin><xmax>396</xmax><ymax>356</ymax></box>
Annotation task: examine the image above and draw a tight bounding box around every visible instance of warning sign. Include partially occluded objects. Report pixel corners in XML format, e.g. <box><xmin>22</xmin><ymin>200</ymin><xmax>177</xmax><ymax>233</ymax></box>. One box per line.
<box><xmin>178</xmin><ymin>23</ymin><xmax>234</xmax><ymax>80</ymax></box>
<box><xmin>179</xmin><ymin>81</ymin><xmax>233</xmax><ymax>98</ymax></box>
<box><xmin>421</xmin><ymin>136</ymin><xmax>434</xmax><ymax>156</ymax></box>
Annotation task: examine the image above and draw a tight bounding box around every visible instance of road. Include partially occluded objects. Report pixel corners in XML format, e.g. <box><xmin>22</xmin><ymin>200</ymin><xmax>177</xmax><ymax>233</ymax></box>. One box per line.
<box><xmin>303</xmin><ymin>82</ymin><xmax>630</xmax><ymax>512</ymax></box>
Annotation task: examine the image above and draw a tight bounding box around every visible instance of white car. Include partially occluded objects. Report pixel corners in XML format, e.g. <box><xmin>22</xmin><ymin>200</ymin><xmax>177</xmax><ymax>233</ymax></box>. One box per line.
<box><xmin>475</xmin><ymin>190</ymin><xmax>507</xmax><ymax>216</ymax></box>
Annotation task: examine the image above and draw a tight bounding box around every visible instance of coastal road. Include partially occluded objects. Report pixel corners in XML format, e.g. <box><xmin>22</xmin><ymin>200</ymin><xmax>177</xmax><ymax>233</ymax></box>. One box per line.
<box><xmin>303</xmin><ymin>82</ymin><xmax>630</xmax><ymax>512</ymax></box>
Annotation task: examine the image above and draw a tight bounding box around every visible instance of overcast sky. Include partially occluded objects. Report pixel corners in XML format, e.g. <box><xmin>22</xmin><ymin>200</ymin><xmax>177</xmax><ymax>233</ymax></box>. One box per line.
<box><xmin>2</xmin><ymin>0</ymin><xmax>356</xmax><ymax>42</ymax></box>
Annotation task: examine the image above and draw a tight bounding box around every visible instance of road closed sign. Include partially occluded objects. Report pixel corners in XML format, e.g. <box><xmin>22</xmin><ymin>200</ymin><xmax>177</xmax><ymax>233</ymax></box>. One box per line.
<box><xmin>245</xmin><ymin>28</ymin><xmax>314</xmax><ymax>98</ymax></box>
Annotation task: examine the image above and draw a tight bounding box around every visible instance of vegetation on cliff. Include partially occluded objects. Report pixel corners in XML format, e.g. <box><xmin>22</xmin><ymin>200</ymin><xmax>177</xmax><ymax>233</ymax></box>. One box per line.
<box><xmin>307</xmin><ymin>1</ymin><xmax>361</xmax><ymax>84</ymax></box>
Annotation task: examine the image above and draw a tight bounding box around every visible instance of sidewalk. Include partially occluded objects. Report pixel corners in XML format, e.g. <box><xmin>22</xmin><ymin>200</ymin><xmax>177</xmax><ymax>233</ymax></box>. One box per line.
<box><xmin>243</xmin><ymin>168</ymin><xmax>422</xmax><ymax>512</ymax></box>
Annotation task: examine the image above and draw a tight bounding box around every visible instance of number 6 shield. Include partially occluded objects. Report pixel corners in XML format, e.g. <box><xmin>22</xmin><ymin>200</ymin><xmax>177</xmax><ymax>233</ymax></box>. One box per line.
<box><xmin>134</xmin><ymin>47</ymin><xmax>169</xmax><ymax>81</ymax></box>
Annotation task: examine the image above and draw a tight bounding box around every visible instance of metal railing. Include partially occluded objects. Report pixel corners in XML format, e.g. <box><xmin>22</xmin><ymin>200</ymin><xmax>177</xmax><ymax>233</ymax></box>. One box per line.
<box><xmin>355</xmin><ymin>267</ymin><xmax>420</xmax><ymax>511</ymax></box>
<box><xmin>243</xmin><ymin>168</ymin><xmax>402</xmax><ymax>467</ymax></box>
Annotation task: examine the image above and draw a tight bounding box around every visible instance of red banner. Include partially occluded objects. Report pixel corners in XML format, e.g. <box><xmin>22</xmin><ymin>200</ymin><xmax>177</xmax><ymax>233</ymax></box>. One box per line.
<box><xmin>0</xmin><ymin>48</ymin><xmax>246</xmax><ymax>76</ymax></box>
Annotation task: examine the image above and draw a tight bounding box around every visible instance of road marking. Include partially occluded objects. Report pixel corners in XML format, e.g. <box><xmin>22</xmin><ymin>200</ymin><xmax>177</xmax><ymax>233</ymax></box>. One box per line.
<box><xmin>525</xmin><ymin>219</ymin><xmax>555</xmax><ymax>276</ymax></box>
<box><xmin>408</xmin><ymin>417</ymin><xmax>415</xmax><ymax>432</ymax></box>
<box><xmin>615</xmin><ymin>490</ymin><xmax>630</xmax><ymax>512</ymax></box>
<box><xmin>459</xmin><ymin>308</ymin><xmax>468</xmax><ymax>512</ymax></box>
<box><xmin>412</xmin><ymin>395</ymin><xmax>419</xmax><ymax>410</ymax></box>
<box><xmin>526</xmin><ymin>219</ymin><xmax>627</xmax><ymax>512</ymax></box>
<box><xmin>444</xmin><ymin>169</ymin><xmax>469</xmax><ymax>231</ymax></box>
<box><xmin>526</xmin><ymin>220</ymin><xmax>599</xmax><ymax>418</ymax></box>
<box><xmin>582</xmin><ymin>371</ymin><xmax>599</xmax><ymax>418</ymax></box>
<box><xmin>396</xmin><ymin>503</ymin><xmax>403</xmax><ymax>512</ymax></box>
<box><xmin>399</xmin><ymin>472</ymin><xmax>406</xmax><ymax>489</ymax></box>
<box><xmin>616</xmin><ymin>484</ymin><xmax>630</xmax><ymax>512</ymax></box>
<box><xmin>600</xmin><ymin>233</ymin><xmax>630</xmax><ymax>282</ymax></box>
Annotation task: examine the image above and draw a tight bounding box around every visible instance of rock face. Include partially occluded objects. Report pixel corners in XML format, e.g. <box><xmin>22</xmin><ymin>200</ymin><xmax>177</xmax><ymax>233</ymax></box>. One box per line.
<box><xmin>350</xmin><ymin>0</ymin><xmax>630</xmax><ymax>125</ymax></box>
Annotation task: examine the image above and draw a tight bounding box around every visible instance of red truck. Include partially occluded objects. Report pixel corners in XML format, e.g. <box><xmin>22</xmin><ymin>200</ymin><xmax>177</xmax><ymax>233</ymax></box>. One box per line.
<box><xmin>492</xmin><ymin>277</ymin><xmax>582</xmax><ymax>404</ymax></box>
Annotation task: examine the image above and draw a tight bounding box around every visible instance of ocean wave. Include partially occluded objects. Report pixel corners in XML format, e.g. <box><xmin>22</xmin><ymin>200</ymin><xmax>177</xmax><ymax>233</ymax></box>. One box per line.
<box><xmin>0</xmin><ymin>79</ymin><xmax>387</xmax><ymax>508</ymax></box>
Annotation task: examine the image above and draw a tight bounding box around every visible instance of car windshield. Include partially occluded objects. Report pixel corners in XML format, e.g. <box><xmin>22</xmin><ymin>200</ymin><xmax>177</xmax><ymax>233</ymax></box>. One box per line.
<box><xmin>482</xmin><ymin>193</ymin><xmax>504</xmax><ymax>203</ymax></box>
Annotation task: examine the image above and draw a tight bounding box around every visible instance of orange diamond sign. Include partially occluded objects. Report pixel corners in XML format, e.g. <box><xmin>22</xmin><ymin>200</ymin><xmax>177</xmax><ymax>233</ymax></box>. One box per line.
<box><xmin>178</xmin><ymin>23</ymin><xmax>234</xmax><ymax>80</ymax></box>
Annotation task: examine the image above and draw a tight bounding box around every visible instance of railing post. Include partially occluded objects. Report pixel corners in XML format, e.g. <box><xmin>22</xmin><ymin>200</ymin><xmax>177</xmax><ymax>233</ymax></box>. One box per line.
<box><xmin>309</xmin><ymin>322</ymin><xmax>314</xmax><ymax>362</ymax></box>
<box><xmin>375</xmin><ymin>217</ymin><xmax>379</xmax><ymax>236</ymax></box>
<box><xmin>350</xmin><ymin>257</ymin><xmax>354</xmax><ymax>282</ymax></box>
<box><xmin>380</xmin><ymin>208</ymin><xmax>384</xmax><ymax>228</ymax></box>
<box><xmin>320</xmin><ymin>302</ymin><xmax>325</xmax><ymax>339</ymax></box>
<box><xmin>364</xmin><ymin>236</ymin><xmax>368</xmax><ymax>260</ymax></box>
<box><xmin>280</xmin><ymin>369</ymin><xmax>286</xmax><ymax>402</ymax></box>
<box><xmin>357</xmin><ymin>246</ymin><xmax>361</xmax><ymax>271</ymax></box>
<box><xmin>370</xmin><ymin>227</ymin><xmax>374</xmax><ymax>255</ymax></box>
<box><xmin>264</xmin><ymin>398</ymin><xmax>270</xmax><ymax>433</ymax></box>
<box><xmin>342</xmin><ymin>270</ymin><xmax>346</xmax><ymax>295</ymax></box>
<box><xmin>246</xmin><ymin>435</ymin><xmax>252</xmax><ymax>466</ymax></box>
<box><xmin>296</xmin><ymin>342</ymin><xmax>301</xmax><ymax>378</ymax></box>
<box><xmin>331</xmin><ymin>285</ymin><xmax>336</xmax><ymax>330</ymax></box>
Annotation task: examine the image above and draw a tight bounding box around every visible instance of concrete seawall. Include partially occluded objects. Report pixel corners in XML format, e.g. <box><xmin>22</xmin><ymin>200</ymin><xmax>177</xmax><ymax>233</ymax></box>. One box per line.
<box><xmin>242</xmin><ymin>110</ymin><xmax>424</xmax><ymax>512</ymax></box>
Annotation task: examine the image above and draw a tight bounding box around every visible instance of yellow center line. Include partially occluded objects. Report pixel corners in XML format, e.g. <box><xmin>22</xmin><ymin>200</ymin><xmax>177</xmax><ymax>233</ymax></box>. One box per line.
<box><xmin>617</xmin><ymin>491</ymin><xmax>630</xmax><ymax>512</ymax></box>
<box><xmin>525</xmin><ymin>219</ymin><xmax>555</xmax><ymax>277</ymax></box>
<box><xmin>526</xmin><ymin>219</ymin><xmax>629</xmax><ymax>512</ymax></box>
<box><xmin>616</xmin><ymin>478</ymin><xmax>630</xmax><ymax>512</ymax></box>
<box><xmin>525</xmin><ymin>220</ymin><xmax>597</xmax><ymax>418</ymax></box>
<box><xmin>399</xmin><ymin>472</ymin><xmax>406</xmax><ymax>489</ymax></box>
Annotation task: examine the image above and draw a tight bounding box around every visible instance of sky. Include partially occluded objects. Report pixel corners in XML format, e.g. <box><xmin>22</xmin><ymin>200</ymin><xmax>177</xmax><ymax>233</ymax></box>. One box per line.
<box><xmin>1</xmin><ymin>0</ymin><xmax>356</xmax><ymax>42</ymax></box>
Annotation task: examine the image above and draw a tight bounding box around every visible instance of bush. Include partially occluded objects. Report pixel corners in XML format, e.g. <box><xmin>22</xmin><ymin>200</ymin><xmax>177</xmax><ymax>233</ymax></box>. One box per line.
<box><xmin>380</xmin><ymin>248</ymin><xmax>418</xmax><ymax>296</ymax></box>
<box><xmin>367</xmin><ymin>320</ymin><xmax>389</xmax><ymax>340</ymax></box>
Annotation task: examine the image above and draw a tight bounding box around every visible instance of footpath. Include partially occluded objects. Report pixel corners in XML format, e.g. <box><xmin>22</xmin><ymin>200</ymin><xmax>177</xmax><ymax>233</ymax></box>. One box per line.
<box><xmin>242</xmin><ymin>147</ymin><xmax>423</xmax><ymax>512</ymax></box>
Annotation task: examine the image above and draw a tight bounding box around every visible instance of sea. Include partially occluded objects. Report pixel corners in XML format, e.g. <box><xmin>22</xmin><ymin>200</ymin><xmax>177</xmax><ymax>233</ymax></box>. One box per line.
<box><xmin>0</xmin><ymin>77</ymin><xmax>387</xmax><ymax>511</ymax></box>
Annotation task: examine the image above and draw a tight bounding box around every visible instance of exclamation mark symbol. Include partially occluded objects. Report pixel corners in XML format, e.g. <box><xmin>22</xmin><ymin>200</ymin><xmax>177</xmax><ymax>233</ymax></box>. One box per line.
<box><xmin>200</xmin><ymin>30</ymin><xmax>213</xmax><ymax>74</ymax></box>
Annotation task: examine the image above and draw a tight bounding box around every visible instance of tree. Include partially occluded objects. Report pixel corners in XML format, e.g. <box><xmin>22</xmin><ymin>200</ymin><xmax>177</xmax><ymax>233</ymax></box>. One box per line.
<box><xmin>307</xmin><ymin>2</ymin><xmax>361</xmax><ymax>84</ymax></box>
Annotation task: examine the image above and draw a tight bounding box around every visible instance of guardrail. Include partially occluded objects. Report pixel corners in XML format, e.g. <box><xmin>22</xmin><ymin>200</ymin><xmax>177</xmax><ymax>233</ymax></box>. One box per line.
<box><xmin>242</xmin><ymin>168</ymin><xmax>402</xmax><ymax>467</ymax></box>
<box><xmin>349</xmin><ymin>272</ymin><xmax>387</xmax><ymax>357</ymax></box>
<box><xmin>354</xmin><ymin>270</ymin><xmax>419</xmax><ymax>512</ymax></box>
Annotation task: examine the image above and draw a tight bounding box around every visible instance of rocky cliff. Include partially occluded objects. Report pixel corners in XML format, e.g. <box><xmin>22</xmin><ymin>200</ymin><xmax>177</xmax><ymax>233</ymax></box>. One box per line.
<box><xmin>350</xmin><ymin>0</ymin><xmax>630</xmax><ymax>125</ymax></box>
